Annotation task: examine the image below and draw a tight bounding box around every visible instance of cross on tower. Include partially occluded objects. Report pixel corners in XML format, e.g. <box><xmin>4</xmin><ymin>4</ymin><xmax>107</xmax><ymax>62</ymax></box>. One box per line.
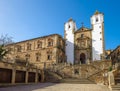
<box><xmin>81</xmin><ymin>22</ymin><xmax>84</xmax><ymax>27</ymax></box>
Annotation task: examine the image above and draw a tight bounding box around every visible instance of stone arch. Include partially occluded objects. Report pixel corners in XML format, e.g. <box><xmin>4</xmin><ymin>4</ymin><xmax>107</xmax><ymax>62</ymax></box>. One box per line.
<box><xmin>80</xmin><ymin>53</ymin><xmax>86</xmax><ymax>64</ymax></box>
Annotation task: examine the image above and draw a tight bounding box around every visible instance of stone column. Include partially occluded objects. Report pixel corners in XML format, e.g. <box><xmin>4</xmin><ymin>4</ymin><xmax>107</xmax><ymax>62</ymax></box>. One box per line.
<box><xmin>25</xmin><ymin>71</ymin><xmax>28</xmax><ymax>83</ymax></box>
<box><xmin>41</xmin><ymin>70</ymin><xmax>44</xmax><ymax>82</ymax></box>
<box><xmin>35</xmin><ymin>69</ymin><xmax>38</xmax><ymax>83</ymax></box>
<box><xmin>12</xmin><ymin>68</ymin><xmax>16</xmax><ymax>84</ymax></box>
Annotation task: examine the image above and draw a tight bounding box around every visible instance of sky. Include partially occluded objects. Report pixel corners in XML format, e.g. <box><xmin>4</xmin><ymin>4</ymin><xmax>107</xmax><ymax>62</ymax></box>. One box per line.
<box><xmin>0</xmin><ymin>0</ymin><xmax>120</xmax><ymax>50</ymax></box>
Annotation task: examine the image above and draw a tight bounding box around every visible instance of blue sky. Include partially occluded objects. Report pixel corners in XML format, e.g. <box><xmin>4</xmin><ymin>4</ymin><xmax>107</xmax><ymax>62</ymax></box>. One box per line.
<box><xmin>0</xmin><ymin>0</ymin><xmax>120</xmax><ymax>50</ymax></box>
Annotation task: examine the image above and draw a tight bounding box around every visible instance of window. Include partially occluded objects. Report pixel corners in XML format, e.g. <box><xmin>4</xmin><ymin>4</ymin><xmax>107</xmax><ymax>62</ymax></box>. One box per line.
<box><xmin>48</xmin><ymin>39</ymin><xmax>53</xmax><ymax>47</ymax></box>
<box><xmin>37</xmin><ymin>40</ymin><xmax>42</xmax><ymax>48</ymax></box>
<box><xmin>36</xmin><ymin>53</ymin><xmax>41</xmax><ymax>61</ymax></box>
<box><xmin>17</xmin><ymin>45</ymin><xmax>22</xmax><ymax>52</ymax></box>
<box><xmin>47</xmin><ymin>55</ymin><xmax>52</xmax><ymax>60</ymax></box>
<box><xmin>96</xmin><ymin>17</ymin><xmax>98</xmax><ymax>22</ymax></box>
<box><xmin>68</xmin><ymin>25</ymin><xmax>70</xmax><ymax>28</ymax></box>
<box><xmin>16</xmin><ymin>55</ymin><xmax>20</xmax><ymax>59</ymax></box>
<box><xmin>27</xmin><ymin>43</ymin><xmax>31</xmax><ymax>50</ymax></box>
<box><xmin>25</xmin><ymin>54</ymin><xmax>30</xmax><ymax>61</ymax></box>
<box><xmin>47</xmin><ymin>50</ymin><xmax>52</xmax><ymax>60</ymax></box>
<box><xmin>15</xmin><ymin>55</ymin><xmax>20</xmax><ymax>62</ymax></box>
<box><xmin>81</xmin><ymin>34</ymin><xmax>84</xmax><ymax>38</ymax></box>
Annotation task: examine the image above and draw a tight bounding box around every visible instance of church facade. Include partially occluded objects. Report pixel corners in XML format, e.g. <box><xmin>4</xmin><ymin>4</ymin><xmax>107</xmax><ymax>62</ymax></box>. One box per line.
<box><xmin>64</xmin><ymin>11</ymin><xmax>105</xmax><ymax>64</ymax></box>
<box><xmin>5</xmin><ymin>11</ymin><xmax>105</xmax><ymax>66</ymax></box>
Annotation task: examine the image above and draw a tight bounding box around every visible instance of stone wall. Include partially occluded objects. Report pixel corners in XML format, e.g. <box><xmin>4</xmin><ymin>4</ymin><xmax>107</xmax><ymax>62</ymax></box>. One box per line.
<box><xmin>0</xmin><ymin>61</ymin><xmax>44</xmax><ymax>86</ymax></box>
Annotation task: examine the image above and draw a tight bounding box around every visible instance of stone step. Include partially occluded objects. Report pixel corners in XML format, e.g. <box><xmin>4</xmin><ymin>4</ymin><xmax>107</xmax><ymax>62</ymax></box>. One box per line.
<box><xmin>58</xmin><ymin>78</ymin><xmax>95</xmax><ymax>84</ymax></box>
<box><xmin>112</xmin><ymin>85</ymin><xmax>120</xmax><ymax>91</ymax></box>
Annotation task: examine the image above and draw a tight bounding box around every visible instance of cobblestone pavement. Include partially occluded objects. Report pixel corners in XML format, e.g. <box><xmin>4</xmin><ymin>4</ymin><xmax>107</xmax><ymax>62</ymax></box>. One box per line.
<box><xmin>0</xmin><ymin>83</ymin><xmax>110</xmax><ymax>91</ymax></box>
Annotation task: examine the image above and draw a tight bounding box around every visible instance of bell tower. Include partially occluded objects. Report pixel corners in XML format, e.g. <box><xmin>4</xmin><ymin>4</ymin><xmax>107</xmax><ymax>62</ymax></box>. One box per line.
<box><xmin>91</xmin><ymin>10</ymin><xmax>105</xmax><ymax>61</ymax></box>
<box><xmin>64</xmin><ymin>18</ymin><xmax>77</xmax><ymax>64</ymax></box>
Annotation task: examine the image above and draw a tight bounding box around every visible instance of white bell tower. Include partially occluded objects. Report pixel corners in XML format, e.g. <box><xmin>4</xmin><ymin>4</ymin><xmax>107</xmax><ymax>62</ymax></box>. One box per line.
<box><xmin>64</xmin><ymin>18</ymin><xmax>77</xmax><ymax>64</ymax></box>
<box><xmin>91</xmin><ymin>11</ymin><xmax>105</xmax><ymax>61</ymax></box>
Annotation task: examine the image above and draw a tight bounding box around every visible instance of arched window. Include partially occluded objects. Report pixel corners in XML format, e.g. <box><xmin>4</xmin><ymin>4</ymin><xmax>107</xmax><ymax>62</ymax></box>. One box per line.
<box><xmin>96</xmin><ymin>17</ymin><xmax>99</xmax><ymax>22</ymax></box>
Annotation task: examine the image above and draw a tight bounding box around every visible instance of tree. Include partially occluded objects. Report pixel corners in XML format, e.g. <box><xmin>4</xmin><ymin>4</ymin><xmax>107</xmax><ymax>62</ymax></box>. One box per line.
<box><xmin>0</xmin><ymin>34</ymin><xmax>13</xmax><ymax>45</ymax></box>
<box><xmin>0</xmin><ymin>45</ymin><xmax>8</xmax><ymax>60</ymax></box>
<box><xmin>0</xmin><ymin>34</ymin><xmax>13</xmax><ymax>60</ymax></box>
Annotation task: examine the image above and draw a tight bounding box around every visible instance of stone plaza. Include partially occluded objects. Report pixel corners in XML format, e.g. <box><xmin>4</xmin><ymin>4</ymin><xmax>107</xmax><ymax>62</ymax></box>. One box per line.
<box><xmin>0</xmin><ymin>83</ymin><xmax>110</xmax><ymax>91</ymax></box>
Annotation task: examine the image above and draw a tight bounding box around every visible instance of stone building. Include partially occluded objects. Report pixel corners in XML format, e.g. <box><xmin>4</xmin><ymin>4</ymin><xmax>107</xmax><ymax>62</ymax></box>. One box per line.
<box><xmin>5</xmin><ymin>10</ymin><xmax>105</xmax><ymax>66</ymax></box>
<box><xmin>74</xmin><ymin>27</ymin><xmax>92</xmax><ymax>64</ymax></box>
<box><xmin>64</xmin><ymin>10</ymin><xmax>105</xmax><ymax>64</ymax></box>
<box><xmin>105</xmin><ymin>50</ymin><xmax>112</xmax><ymax>58</ymax></box>
<box><xmin>5</xmin><ymin>34</ymin><xmax>65</xmax><ymax>68</ymax></box>
<box><xmin>107</xmin><ymin>46</ymin><xmax>120</xmax><ymax>64</ymax></box>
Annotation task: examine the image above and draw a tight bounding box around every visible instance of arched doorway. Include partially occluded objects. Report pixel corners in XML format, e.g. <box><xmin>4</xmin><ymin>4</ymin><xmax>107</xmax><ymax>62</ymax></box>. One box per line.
<box><xmin>80</xmin><ymin>53</ymin><xmax>86</xmax><ymax>64</ymax></box>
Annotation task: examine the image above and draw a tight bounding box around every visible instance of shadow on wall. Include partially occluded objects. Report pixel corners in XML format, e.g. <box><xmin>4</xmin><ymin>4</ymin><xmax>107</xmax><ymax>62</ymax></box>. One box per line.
<box><xmin>66</xmin><ymin>40</ymin><xmax>74</xmax><ymax>64</ymax></box>
<box><xmin>92</xmin><ymin>46</ymin><xmax>101</xmax><ymax>61</ymax></box>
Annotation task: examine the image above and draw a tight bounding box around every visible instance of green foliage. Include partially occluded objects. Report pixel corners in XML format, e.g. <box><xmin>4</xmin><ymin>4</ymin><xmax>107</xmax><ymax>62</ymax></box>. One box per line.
<box><xmin>109</xmin><ymin>66</ymin><xmax>112</xmax><ymax>71</ymax></box>
<box><xmin>0</xmin><ymin>45</ymin><xmax>8</xmax><ymax>60</ymax></box>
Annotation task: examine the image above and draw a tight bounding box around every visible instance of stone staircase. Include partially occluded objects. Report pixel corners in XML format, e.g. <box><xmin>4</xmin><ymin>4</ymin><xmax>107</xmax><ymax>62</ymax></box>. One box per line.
<box><xmin>44</xmin><ymin>61</ymin><xmax>111</xmax><ymax>84</ymax></box>
<box><xmin>44</xmin><ymin>70</ymin><xmax>62</xmax><ymax>82</ymax></box>
<box><xmin>112</xmin><ymin>84</ymin><xmax>120</xmax><ymax>91</ymax></box>
<box><xmin>112</xmin><ymin>70</ymin><xmax>120</xmax><ymax>91</ymax></box>
<box><xmin>59</xmin><ymin>78</ymin><xmax>95</xmax><ymax>84</ymax></box>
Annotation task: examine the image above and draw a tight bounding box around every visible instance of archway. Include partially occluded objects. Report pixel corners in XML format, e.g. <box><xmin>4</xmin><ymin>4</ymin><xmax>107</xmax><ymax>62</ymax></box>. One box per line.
<box><xmin>80</xmin><ymin>53</ymin><xmax>86</xmax><ymax>64</ymax></box>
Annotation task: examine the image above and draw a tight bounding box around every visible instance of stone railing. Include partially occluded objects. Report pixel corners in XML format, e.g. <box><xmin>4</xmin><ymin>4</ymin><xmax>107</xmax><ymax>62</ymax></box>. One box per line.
<box><xmin>87</xmin><ymin>60</ymin><xmax>112</xmax><ymax>85</ymax></box>
<box><xmin>108</xmin><ymin>62</ymin><xmax>120</xmax><ymax>89</ymax></box>
<box><xmin>88</xmin><ymin>69</ymin><xmax>109</xmax><ymax>85</ymax></box>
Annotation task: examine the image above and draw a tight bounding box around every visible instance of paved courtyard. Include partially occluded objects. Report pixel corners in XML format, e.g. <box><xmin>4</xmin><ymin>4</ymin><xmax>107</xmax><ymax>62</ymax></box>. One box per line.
<box><xmin>0</xmin><ymin>83</ymin><xmax>110</xmax><ymax>91</ymax></box>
